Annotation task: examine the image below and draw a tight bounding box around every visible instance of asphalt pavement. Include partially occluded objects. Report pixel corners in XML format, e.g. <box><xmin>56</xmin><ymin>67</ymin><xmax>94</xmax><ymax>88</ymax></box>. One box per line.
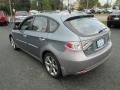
<box><xmin>0</xmin><ymin>24</ymin><xmax>120</xmax><ymax>90</ymax></box>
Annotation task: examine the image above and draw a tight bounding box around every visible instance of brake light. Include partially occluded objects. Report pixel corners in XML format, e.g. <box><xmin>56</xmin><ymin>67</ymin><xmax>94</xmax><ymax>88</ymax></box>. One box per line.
<box><xmin>108</xmin><ymin>15</ymin><xmax>112</xmax><ymax>20</ymax></box>
<box><xmin>0</xmin><ymin>16</ymin><xmax>6</xmax><ymax>21</ymax></box>
<box><xmin>65</xmin><ymin>42</ymin><xmax>82</xmax><ymax>50</ymax></box>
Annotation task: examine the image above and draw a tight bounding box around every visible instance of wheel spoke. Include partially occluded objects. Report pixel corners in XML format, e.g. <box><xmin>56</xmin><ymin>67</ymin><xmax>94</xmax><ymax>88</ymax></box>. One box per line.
<box><xmin>52</xmin><ymin>64</ymin><xmax>58</xmax><ymax>70</ymax></box>
<box><xmin>52</xmin><ymin>68</ymin><xmax>57</xmax><ymax>75</ymax></box>
<box><xmin>45</xmin><ymin>55</ymin><xmax>59</xmax><ymax>76</ymax></box>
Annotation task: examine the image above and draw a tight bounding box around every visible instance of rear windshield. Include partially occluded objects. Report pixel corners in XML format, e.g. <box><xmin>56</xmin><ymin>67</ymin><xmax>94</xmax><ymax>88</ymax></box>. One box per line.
<box><xmin>66</xmin><ymin>18</ymin><xmax>106</xmax><ymax>36</ymax></box>
<box><xmin>15</xmin><ymin>11</ymin><xmax>28</xmax><ymax>16</ymax></box>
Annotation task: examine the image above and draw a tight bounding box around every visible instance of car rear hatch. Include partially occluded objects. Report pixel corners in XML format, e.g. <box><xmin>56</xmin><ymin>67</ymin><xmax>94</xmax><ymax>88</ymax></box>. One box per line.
<box><xmin>64</xmin><ymin>15</ymin><xmax>110</xmax><ymax>56</ymax></box>
<box><xmin>80</xmin><ymin>30</ymin><xmax>110</xmax><ymax>56</ymax></box>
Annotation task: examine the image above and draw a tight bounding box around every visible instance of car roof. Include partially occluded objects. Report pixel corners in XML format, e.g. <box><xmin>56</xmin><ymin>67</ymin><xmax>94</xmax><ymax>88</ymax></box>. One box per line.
<box><xmin>35</xmin><ymin>11</ymin><xmax>87</xmax><ymax>22</ymax></box>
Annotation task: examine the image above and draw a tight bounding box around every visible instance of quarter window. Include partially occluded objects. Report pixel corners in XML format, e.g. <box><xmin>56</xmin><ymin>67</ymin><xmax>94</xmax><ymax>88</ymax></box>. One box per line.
<box><xmin>49</xmin><ymin>19</ymin><xmax>58</xmax><ymax>32</ymax></box>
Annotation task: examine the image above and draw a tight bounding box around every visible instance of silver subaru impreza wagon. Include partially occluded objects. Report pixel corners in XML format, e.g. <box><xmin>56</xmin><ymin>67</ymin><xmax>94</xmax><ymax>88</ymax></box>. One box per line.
<box><xmin>9</xmin><ymin>11</ymin><xmax>112</xmax><ymax>78</ymax></box>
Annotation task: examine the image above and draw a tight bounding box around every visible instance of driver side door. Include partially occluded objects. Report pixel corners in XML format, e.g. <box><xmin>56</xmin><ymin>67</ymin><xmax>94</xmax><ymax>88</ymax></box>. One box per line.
<box><xmin>14</xmin><ymin>16</ymin><xmax>34</xmax><ymax>50</ymax></box>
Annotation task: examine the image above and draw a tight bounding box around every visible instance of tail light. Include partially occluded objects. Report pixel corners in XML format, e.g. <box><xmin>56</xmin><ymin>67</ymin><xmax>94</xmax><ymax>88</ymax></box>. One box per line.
<box><xmin>65</xmin><ymin>42</ymin><xmax>82</xmax><ymax>51</ymax></box>
<box><xmin>108</xmin><ymin>15</ymin><xmax>112</xmax><ymax>20</ymax></box>
<box><xmin>0</xmin><ymin>16</ymin><xmax>6</xmax><ymax>21</ymax></box>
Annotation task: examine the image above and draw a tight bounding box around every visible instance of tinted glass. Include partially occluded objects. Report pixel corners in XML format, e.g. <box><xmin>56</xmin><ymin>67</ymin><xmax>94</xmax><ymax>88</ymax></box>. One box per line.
<box><xmin>67</xmin><ymin>18</ymin><xmax>106</xmax><ymax>36</ymax></box>
<box><xmin>49</xmin><ymin>19</ymin><xmax>58</xmax><ymax>32</ymax></box>
<box><xmin>20</xmin><ymin>17</ymin><xmax>33</xmax><ymax>30</ymax></box>
<box><xmin>33</xmin><ymin>16</ymin><xmax>47</xmax><ymax>32</ymax></box>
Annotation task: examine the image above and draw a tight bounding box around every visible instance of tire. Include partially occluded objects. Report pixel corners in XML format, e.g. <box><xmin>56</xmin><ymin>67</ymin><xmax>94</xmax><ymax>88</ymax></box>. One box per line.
<box><xmin>107</xmin><ymin>22</ymin><xmax>112</xmax><ymax>28</ymax></box>
<box><xmin>10</xmin><ymin>37</ymin><xmax>18</xmax><ymax>50</ymax></box>
<box><xmin>44</xmin><ymin>53</ymin><xmax>62</xmax><ymax>78</ymax></box>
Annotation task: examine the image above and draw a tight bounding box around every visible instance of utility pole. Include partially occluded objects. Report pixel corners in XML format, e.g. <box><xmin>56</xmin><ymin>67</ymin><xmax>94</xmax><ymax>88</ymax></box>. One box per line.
<box><xmin>68</xmin><ymin>0</ymin><xmax>70</xmax><ymax>9</ymax></box>
<box><xmin>36</xmin><ymin>1</ymin><xmax>39</xmax><ymax>11</ymax></box>
<box><xmin>9</xmin><ymin>0</ymin><xmax>13</xmax><ymax>22</ymax></box>
<box><xmin>86</xmin><ymin>0</ymin><xmax>89</xmax><ymax>9</ymax></box>
<box><xmin>107</xmin><ymin>0</ymin><xmax>109</xmax><ymax>8</ymax></box>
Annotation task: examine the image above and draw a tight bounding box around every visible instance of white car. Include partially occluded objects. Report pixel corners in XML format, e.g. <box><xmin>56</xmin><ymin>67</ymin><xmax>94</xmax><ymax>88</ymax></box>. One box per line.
<box><xmin>29</xmin><ymin>10</ymin><xmax>39</xmax><ymax>15</ymax></box>
<box><xmin>106</xmin><ymin>8</ymin><xmax>113</xmax><ymax>13</ymax></box>
<box><xmin>84</xmin><ymin>9</ymin><xmax>91</xmax><ymax>14</ymax></box>
<box><xmin>14</xmin><ymin>11</ymin><xmax>29</xmax><ymax>26</ymax></box>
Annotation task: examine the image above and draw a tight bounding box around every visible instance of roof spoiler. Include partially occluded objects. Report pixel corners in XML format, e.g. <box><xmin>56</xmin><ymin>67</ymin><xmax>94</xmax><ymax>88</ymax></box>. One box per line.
<box><xmin>66</xmin><ymin>14</ymin><xmax>94</xmax><ymax>21</ymax></box>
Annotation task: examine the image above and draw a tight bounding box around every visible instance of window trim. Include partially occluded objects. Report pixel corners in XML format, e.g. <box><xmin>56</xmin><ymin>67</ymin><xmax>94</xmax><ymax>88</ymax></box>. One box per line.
<box><xmin>47</xmin><ymin>17</ymin><xmax>59</xmax><ymax>33</ymax></box>
<box><xmin>19</xmin><ymin>16</ymin><xmax>35</xmax><ymax>31</ymax></box>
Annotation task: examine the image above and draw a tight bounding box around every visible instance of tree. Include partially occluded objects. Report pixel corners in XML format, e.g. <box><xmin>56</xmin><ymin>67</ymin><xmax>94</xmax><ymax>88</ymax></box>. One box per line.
<box><xmin>0</xmin><ymin>0</ymin><xmax>10</xmax><ymax>14</ymax></box>
<box><xmin>78</xmin><ymin>0</ymin><xmax>98</xmax><ymax>10</ymax></box>
<box><xmin>97</xmin><ymin>2</ymin><xmax>101</xmax><ymax>8</ymax></box>
<box><xmin>11</xmin><ymin>0</ymin><xmax>30</xmax><ymax>11</ymax></box>
<box><xmin>30</xmin><ymin>0</ymin><xmax>63</xmax><ymax>11</ymax></box>
<box><xmin>102</xmin><ymin>3</ymin><xmax>110</xmax><ymax>8</ymax></box>
<box><xmin>115</xmin><ymin>0</ymin><xmax>120</xmax><ymax>9</ymax></box>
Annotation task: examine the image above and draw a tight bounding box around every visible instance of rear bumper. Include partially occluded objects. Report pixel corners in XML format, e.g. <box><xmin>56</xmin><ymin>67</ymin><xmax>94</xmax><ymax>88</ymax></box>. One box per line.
<box><xmin>59</xmin><ymin>41</ymin><xmax>112</xmax><ymax>76</ymax></box>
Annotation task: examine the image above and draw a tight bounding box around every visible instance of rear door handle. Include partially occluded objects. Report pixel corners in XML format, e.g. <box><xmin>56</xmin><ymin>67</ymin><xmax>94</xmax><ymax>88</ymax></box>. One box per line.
<box><xmin>39</xmin><ymin>37</ymin><xmax>46</xmax><ymax>41</ymax></box>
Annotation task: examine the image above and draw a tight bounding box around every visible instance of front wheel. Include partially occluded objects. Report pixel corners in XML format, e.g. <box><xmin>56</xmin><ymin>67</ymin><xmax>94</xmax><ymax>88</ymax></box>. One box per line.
<box><xmin>10</xmin><ymin>37</ymin><xmax>18</xmax><ymax>50</ymax></box>
<box><xmin>44</xmin><ymin>53</ymin><xmax>62</xmax><ymax>78</ymax></box>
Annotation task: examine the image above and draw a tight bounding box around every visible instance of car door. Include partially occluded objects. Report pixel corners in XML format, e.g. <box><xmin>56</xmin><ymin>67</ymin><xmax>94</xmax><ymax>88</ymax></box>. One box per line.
<box><xmin>24</xmin><ymin>16</ymin><xmax>48</xmax><ymax>58</ymax></box>
<box><xmin>13</xmin><ymin>16</ymin><xmax>34</xmax><ymax>50</ymax></box>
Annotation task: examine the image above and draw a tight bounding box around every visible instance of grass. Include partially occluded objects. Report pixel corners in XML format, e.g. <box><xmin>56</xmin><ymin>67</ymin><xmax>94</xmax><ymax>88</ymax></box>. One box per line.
<box><xmin>101</xmin><ymin>21</ymin><xmax>107</xmax><ymax>25</ymax></box>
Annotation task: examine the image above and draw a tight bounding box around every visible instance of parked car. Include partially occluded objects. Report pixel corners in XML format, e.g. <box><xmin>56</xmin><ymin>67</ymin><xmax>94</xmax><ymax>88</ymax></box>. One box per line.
<box><xmin>101</xmin><ymin>8</ymin><xmax>106</xmax><ymax>13</ymax></box>
<box><xmin>84</xmin><ymin>9</ymin><xmax>92</xmax><ymax>14</ymax></box>
<box><xmin>29</xmin><ymin>10</ymin><xmax>39</xmax><ymax>15</ymax></box>
<box><xmin>0</xmin><ymin>10</ymin><xmax>8</xmax><ymax>25</ymax></box>
<box><xmin>107</xmin><ymin>10</ymin><xmax>120</xmax><ymax>27</ymax></box>
<box><xmin>9</xmin><ymin>12</ymin><xmax>112</xmax><ymax>78</ymax></box>
<box><xmin>14</xmin><ymin>11</ymin><xmax>29</xmax><ymax>26</ymax></box>
<box><xmin>94</xmin><ymin>8</ymin><xmax>102</xmax><ymax>14</ymax></box>
<box><xmin>106</xmin><ymin>8</ymin><xmax>113</xmax><ymax>13</ymax></box>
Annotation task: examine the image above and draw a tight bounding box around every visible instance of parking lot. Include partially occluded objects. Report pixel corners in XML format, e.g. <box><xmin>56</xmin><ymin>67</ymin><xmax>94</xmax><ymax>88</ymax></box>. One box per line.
<box><xmin>0</xmin><ymin>23</ymin><xmax>120</xmax><ymax>90</ymax></box>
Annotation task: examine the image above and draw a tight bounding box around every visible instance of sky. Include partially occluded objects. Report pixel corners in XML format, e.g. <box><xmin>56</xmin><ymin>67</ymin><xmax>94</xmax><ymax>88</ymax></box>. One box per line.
<box><xmin>63</xmin><ymin>0</ymin><xmax>117</xmax><ymax>5</ymax></box>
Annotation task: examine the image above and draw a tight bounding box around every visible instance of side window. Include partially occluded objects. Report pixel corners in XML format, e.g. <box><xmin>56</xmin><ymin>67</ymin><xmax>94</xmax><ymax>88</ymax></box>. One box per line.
<box><xmin>20</xmin><ymin>17</ymin><xmax>33</xmax><ymax>30</ymax></box>
<box><xmin>33</xmin><ymin>16</ymin><xmax>47</xmax><ymax>32</ymax></box>
<box><xmin>49</xmin><ymin>19</ymin><xmax>58</xmax><ymax>32</ymax></box>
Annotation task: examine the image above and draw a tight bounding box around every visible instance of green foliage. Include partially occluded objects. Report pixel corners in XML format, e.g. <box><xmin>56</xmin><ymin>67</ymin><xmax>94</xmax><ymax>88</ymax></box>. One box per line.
<box><xmin>97</xmin><ymin>2</ymin><xmax>101</xmax><ymax>7</ymax></box>
<box><xmin>78</xmin><ymin>0</ymin><xmax>98</xmax><ymax>10</ymax></box>
<box><xmin>30</xmin><ymin>0</ymin><xmax>63</xmax><ymax>11</ymax></box>
<box><xmin>102</xmin><ymin>3</ymin><xmax>110</xmax><ymax>8</ymax></box>
<box><xmin>116</xmin><ymin>0</ymin><xmax>120</xmax><ymax>8</ymax></box>
<box><xmin>0</xmin><ymin>0</ymin><xmax>63</xmax><ymax>14</ymax></box>
<box><xmin>0</xmin><ymin>0</ymin><xmax>10</xmax><ymax>14</ymax></box>
<box><xmin>11</xmin><ymin>0</ymin><xmax>30</xmax><ymax>11</ymax></box>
